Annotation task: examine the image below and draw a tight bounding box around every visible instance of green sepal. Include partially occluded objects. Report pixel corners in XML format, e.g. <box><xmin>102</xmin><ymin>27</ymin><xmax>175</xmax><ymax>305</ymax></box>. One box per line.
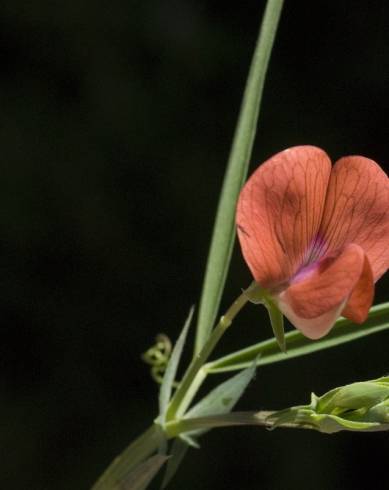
<box><xmin>310</xmin><ymin>413</ymin><xmax>382</xmax><ymax>434</ymax></box>
<box><xmin>365</xmin><ymin>399</ymin><xmax>389</xmax><ymax>424</ymax></box>
<box><xmin>263</xmin><ymin>296</ymin><xmax>286</xmax><ymax>353</ymax></box>
<box><xmin>243</xmin><ymin>281</ymin><xmax>266</xmax><ymax>304</ymax></box>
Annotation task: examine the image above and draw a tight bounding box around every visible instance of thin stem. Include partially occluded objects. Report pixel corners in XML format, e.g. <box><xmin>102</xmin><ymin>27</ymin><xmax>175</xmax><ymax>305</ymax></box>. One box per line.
<box><xmin>166</xmin><ymin>289</ymin><xmax>251</xmax><ymax>422</ymax></box>
<box><xmin>194</xmin><ymin>0</ymin><xmax>285</xmax><ymax>355</ymax></box>
<box><xmin>165</xmin><ymin>411</ymin><xmax>307</xmax><ymax>438</ymax></box>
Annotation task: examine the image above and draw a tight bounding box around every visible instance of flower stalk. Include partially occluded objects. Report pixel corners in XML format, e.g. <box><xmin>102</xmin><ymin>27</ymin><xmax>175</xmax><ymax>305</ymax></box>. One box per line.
<box><xmin>165</xmin><ymin>287</ymin><xmax>254</xmax><ymax>422</ymax></box>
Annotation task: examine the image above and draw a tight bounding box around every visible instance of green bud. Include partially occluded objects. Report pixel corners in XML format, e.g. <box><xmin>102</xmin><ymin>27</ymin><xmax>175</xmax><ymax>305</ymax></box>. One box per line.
<box><xmin>317</xmin><ymin>381</ymin><xmax>389</xmax><ymax>413</ymax></box>
<box><xmin>365</xmin><ymin>399</ymin><xmax>389</xmax><ymax>424</ymax></box>
<box><xmin>268</xmin><ymin>376</ymin><xmax>389</xmax><ymax>433</ymax></box>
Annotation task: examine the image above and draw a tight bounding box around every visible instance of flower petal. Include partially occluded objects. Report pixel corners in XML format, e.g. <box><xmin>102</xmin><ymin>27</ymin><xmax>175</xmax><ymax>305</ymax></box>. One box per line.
<box><xmin>277</xmin><ymin>244</ymin><xmax>365</xmax><ymax>339</ymax></box>
<box><xmin>342</xmin><ymin>252</ymin><xmax>374</xmax><ymax>323</ymax></box>
<box><xmin>236</xmin><ymin>146</ymin><xmax>331</xmax><ymax>288</ymax></box>
<box><xmin>315</xmin><ymin>156</ymin><xmax>389</xmax><ymax>280</ymax></box>
<box><xmin>277</xmin><ymin>299</ymin><xmax>346</xmax><ymax>340</ymax></box>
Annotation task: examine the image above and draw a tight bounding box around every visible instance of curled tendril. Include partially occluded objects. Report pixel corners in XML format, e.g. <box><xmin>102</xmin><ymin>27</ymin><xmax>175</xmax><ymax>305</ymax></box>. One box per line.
<box><xmin>142</xmin><ymin>334</ymin><xmax>177</xmax><ymax>385</ymax></box>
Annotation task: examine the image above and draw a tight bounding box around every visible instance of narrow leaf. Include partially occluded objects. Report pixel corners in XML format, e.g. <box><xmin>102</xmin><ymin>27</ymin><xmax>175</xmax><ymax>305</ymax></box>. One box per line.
<box><xmin>194</xmin><ymin>0</ymin><xmax>285</xmax><ymax>355</ymax></box>
<box><xmin>161</xmin><ymin>439</ymin><xmax>189</xmax><ymax>490</ymax></box>
<box><xmin>185</xmin><ymin>362</ymin><xmax>256</xmax><ymax>421</ymax></box>
<box><xmin>159</xmin><ymin>307</ymin><xmax>194</xmax><ymax>420</ymax></box>
<box><xmin>117</xmin><ymin>454</ymin><xmax>168</xmax><ymax>490</ymax></box>
<box><xmin>179</xmin><ymin>434</ymin><xmax>200</xmax><ymax>449</ymax></box>
<box><xmin>91</xmin><ymin>425</ymin><xmax>163</xmax><ymax>490</ymax></box>
<box><xmin>206</xmin><ymin>302</ymin><xmax>389</xmax><ymax>373</ymax></box>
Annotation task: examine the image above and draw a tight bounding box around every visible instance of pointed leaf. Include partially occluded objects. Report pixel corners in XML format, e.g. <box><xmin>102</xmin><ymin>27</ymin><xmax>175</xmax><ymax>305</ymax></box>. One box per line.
<box><xmin>117</xmin><ymin>454</ymin><xmax>168</xmax><ymax>490</ymax></box>
<box><xmin>194</xmin><ymin>0</ymin><xmax>285</xmax><ymax>354</ymax></box>
<box><xmin>159</xmin><ymin>307</ymin><xmax>194</xmax><ymax>420</ymax></box>
<box><xmin>179</xmin><ymin>434</ymin><xmax>200</xmax><ymax>449</ymax></box>
<box><xmin>206</xmin><ymin>302</ymin><xmax>389</xmax><ymax>373</ymax></box>
<box><xmin>91</xmin><ymin>425</ymin><xmax>163</xmax><ymax>490</ymax></box>
<box><xmin>161</xmin><ymin>439</ymin><xmax>189</xmax><ymax>490</ymax></box>
<box><xmin>185</xmin><ymin>362</ymin><xmax>256</xmax><ymax>422</ymax></box>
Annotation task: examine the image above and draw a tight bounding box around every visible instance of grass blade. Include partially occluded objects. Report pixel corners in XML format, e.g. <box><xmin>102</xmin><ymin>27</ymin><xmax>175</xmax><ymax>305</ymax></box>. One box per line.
<box><xmin>206</xmin><ymin>302</ymin><xmax>389</xmax><ymax>373</ymax></box>
<box><xmin>118</xmin><ymin>454</ymin><xmax>168</xmax><ymax>490</ymax></box>
<box><xmin>159</xmin><ymin>307</ymin><xmax>194</xmax><ymax>421</ymax></box>
<box><xmin>194</xmin><ymin>0</ymin><xmax>285</xmax><ymax>355</ymax></box>
<box><xmin>161</xmin><ymin>439</ymin><xmax>189</xmax><ymax>489</ymax></box>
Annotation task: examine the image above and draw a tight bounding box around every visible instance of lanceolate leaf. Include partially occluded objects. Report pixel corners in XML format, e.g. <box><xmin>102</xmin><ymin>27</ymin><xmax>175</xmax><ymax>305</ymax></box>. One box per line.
<box><xmin>161</xmin><ymin>439</ymin><xmax>189</xmax><ymax>490</ymax></box>
<box><xmin>206</xmin><ymin>302</ymin><xmax>389</xmax><ymax>373</ymax></box>
<box><xmin>117</xmin><ymin>454</ymin><xmax>168</xmax><ymax>490</ymax></box>
<box><xmin>184</xmin><ymin>362</ymin><xmax>256</xmax><ymax>422</ymax></box>
<box><xmin>194</xmin><ymin>0</ymin><xmax>285</xmax><ymax>355</ymax></box>
<box><xmin>159</xmin><ymin>307</ymin><xmax>194</xmax><ymax>421</ymax></box>
<box><xmin>91</xmin><ymin>425</ymin><xmax>163</xmax><ymax>490</ymax></box>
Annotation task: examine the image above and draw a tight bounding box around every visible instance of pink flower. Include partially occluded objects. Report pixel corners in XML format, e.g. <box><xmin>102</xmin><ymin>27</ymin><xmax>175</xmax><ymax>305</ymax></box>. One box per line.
<box><xmin>236</xmin><ymin>146</ymin><xmax>389</xmax><ymax>339</ymax></box>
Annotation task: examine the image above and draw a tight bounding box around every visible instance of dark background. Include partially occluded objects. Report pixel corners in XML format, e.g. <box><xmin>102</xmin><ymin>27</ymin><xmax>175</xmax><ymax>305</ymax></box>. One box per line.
<box><xmin>1</xmin><ymin>1</ymin><xmax>389</xmax><ymax>489</ymax></box>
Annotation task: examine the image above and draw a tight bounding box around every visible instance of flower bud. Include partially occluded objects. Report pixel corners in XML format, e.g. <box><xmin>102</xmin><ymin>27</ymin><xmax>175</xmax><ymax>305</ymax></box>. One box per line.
<box><xmin>267</xmin><ymin>376</ymin><xmax>389</xmax><ymax>433</ymax></box>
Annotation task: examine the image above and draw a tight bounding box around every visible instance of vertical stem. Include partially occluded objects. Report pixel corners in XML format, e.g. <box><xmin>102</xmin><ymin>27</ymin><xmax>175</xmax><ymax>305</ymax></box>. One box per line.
<box><xmin>194</xmin><ymin>0</ymin><xmax>285</xmax><ymax>355</ymax></box>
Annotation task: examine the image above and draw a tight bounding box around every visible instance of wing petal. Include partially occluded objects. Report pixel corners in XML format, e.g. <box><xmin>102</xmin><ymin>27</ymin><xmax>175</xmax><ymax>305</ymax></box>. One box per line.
<box><xmin>342</xmin><ymin>252</ymin><xmax>374</xmax><ymax>323</ymax></box>
<box><xmin>277</xmin><ymin>244</ymin><xmax>366</xmax><ymax>339</ymax></box>
<box><xmin>316</xmin><ymin>156</ymin><xmax>389</xmax><ymax>280</ymax></box>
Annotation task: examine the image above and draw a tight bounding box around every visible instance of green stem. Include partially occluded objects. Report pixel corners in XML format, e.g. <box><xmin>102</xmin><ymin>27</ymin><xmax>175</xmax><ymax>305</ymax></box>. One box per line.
<box><xmin>165</xmin><ymin>410</ymin><xmax>306</xmax><ymax>438</ymax></box>
<box><xmin>91</xmin><ymin>425</ymin><xmax>162</xmax><ymax>490</ymax></box>
<box><xmin>194</xmin><ymin>0</ymin><xmax>285</xmax><ymax>355</ymax></box>
<box><xmin>166</xmin><ymin>289</ymin><xmax>250</xmax><ymax>422</ymax></box>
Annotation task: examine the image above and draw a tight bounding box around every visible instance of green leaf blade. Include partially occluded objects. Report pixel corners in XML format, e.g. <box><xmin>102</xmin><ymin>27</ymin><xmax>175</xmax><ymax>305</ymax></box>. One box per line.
<box><xmin>206</xmin><ymin>302</ymin><xmax>389</xmax><ymax>373</ymax></box>
<box><xmin>161</xmin><ymin>439</ymin><xmax>189</xmax><ymax>490</ymax></box>
<box><xmin>194</xmin><ymin>0</ymin><xmax>285</xmax><ymax>355</ymax></box>
<box><xmin>117</xmin><ymin>454</ymin><xmax>168</xmax><ymax>490</ymax></box>
<box><xmin>184</xmin><ymin>363</ymin><xmax>256</xmax><ymax>424</ymax></box>
<box><xmin>91</xmin><ymin>426</ymin><xmax>163</xmax><ymax>490</ymax></box>
<box><xmin>159</xmin><ymin>307</ymin><xmax>194</xmax><ymax>421</ymax></box>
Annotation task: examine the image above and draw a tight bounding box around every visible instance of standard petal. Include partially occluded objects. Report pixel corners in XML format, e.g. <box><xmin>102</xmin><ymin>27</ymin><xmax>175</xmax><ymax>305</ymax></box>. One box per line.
<box><xmin>342</xmin><ymin>252</ymin><xmax>374</xmax><ymax>323</ymax></box>
<box><xmin>314</xmin><ymin>156</ymin><xmax>389</xmax><ymax>280</ymax></box>
<box><xmin>236</xmin><ymin>146</ymin><xmax>331</xmax><ymax>288</ymax></box>
<box><xmin>277</xmin><ymin>244</ymin><xmax>365</xmax><ymax>339</ymax></box>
